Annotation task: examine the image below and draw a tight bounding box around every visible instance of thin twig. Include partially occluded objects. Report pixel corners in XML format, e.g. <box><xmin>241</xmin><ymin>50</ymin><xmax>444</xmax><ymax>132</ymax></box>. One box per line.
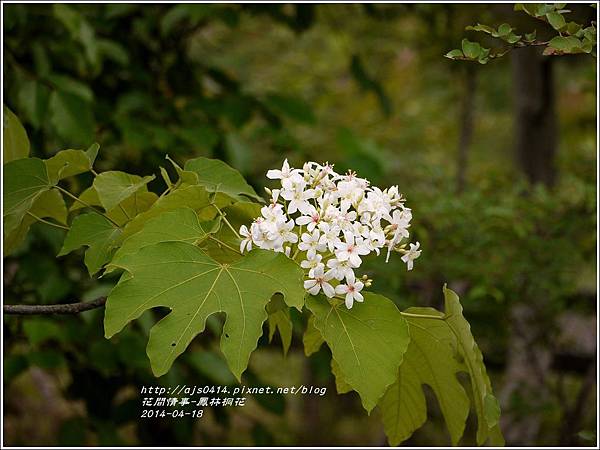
<box><xmin>3</xmin><ymin>297</ymin><xmax>107</xmax><ymax>315</ymax></box>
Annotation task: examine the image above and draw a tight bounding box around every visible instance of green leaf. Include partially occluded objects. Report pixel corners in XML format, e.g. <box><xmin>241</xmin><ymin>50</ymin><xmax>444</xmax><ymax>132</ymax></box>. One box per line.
<box><xmin>121</xmin><ymin>185</ymin><xmax>232</xmax><ymax>238</ymax></box>
<box><xmin>58</xmin><ymin>212</ymin><xmax>122</xmax><ymax>275</ymax></box>
<box><xmin>303</xmin><ymin>314</ymin><xmax>324</xmax><ymax>357</ymax></box>
<box><xmin>331</xmin><ymin>358</ymin><xmax>353</xmax><ymax>394</ymax></box>
<box><xmin>465</xmin><ymin>23</ymin><xmax>495</xmax><ymax>34</ymax></box>
<box><xmin>306</xmin><ymin>293</ymin><xmax>410</xmax><ymax>412</ymax></box>
<box><xmin>524</xmin><ymin>30</ymin><xmax>537</xmax><ymax>42</ymax></box>
<box><xmin>444</xmin><ymin>49</ymin><xmax>464</xmax><ymax>59</ymax></box>
<box><xmin>565</xmin><ymin>21</ymin><xmax>583</xmax><ymax>36</ymax></box>
<box><xmin>3</xmin><ymin>158</ymin><xmax>52</xmax><ymax>235</ymax></box>
<box><xmin>461</xmin><ymin>39</ymin><xmax>482</xmax><ymax>59</ymax></box>
<box><xmin>442</xmin><ymin>286</ymin><xmax>504</xmax><ymax>445</ymax></box>
<box><xmin>184</xmin><ymin>157</ymin><xmax>263</xmax><ymax>202</ymax></box>
<box><xmin>497</xmin><ymin>23</ymin><xmax>512</xmax><ymax>36</ymax></box>
<box><xmin>547</xmin><ymin>35</ymin><xmax>584</xmax><ymax>54</ymax></box>
<box><xmin>69</xmin><ymin>186</ymin><xmax>158</xmax><ymax>226</ymax></box>
<box><xmin>93</xmin><ymin>171</ymin><xmax>155</xmax><ymax>211</ymax></box>
<box><xmin>104</xmin><ymin>245</ymin><xmax>305</xmax><ymax>378</ymax></box>
<box><xmin>4</xmin><ymin>189</ymin><xmax>67</xmax><ymax>255</ymax></box>
<box><xmin>49</xmin><ymin>90</ymin><xmax>95</xmax><ymax>145</ymax></box>
<box><xmin>546</xmin><ymin>11</ymin><xmax>566</xmax><ymax>31</ymax></box>
<box><xmin>504</xmin><ymin>32</ymin><xmax>522</xmax><ymax>44</ymax></box>
<box><xmin>379</xmin><ymin>307</ymin><xmax>470</xmax><ymax>446</ymax></box>
<box><xmin>266</xmin><ymin>294</ymin><xmax>293</xmax><ymax>356</ymax></box>
<box><xmin>44</xmin><ymin>144</ymin><xmax>99</xmax><ymax>183</ymax></box>
<box><xmin>109</xmin><ymin>207</ymin><xmax>219</xmax><ymax>268</ymax></box>
<box><xmin>264</xmin><ymin>94</ymin><xmax>316</xmax><ymax>125</ymax></box>
<box><xmin>3</xmin><ymin>105</ymin><xmax>30</xmax><ymax>163</ymax></box>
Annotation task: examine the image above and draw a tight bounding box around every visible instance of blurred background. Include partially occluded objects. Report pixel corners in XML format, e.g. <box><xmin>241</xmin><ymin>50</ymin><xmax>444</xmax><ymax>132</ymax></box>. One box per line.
<box><xmin>2</xmin><ymin>3</ymin><xmax>597</xmax><ymax>447</ymax></box>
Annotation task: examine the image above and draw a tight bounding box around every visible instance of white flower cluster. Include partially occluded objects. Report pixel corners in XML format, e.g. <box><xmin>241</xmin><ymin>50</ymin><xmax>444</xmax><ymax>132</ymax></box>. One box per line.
<box><xmin>239</xmin><ymin>160</ymin><xmax>421</xmax><ymax>309</ymax></box>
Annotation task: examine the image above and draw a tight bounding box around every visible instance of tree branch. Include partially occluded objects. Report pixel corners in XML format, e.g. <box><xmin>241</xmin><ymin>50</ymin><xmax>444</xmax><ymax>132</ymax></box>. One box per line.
<box><xmin>3</xmin><ymin>297</ymin><xmax>107</xmax><ymax>315</ymax></box>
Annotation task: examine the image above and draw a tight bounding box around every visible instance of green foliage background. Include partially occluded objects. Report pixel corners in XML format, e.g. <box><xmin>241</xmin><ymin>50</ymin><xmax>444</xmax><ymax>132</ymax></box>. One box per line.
<box><xmin>3</xmin><ymin>3</ymin><xmax>597</xmax><ymax>446</ymax></box>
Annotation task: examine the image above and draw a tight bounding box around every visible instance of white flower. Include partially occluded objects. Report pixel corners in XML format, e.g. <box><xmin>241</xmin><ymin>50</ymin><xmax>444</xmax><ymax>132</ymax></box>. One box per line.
<box><xmin>267</xmin><ymin>158</ymin><xmax>294</xmax><ymax>181</ymax></box>
<box><xmin>281</xmin><ymin>184</ymin><xmax>316</xmax><ymax>215</ymax></box>
<box><xmin>318</xmin><ymin>222</ymin><xmax>341</xmax><ymax>252</ymax></box>
<box><xmin>326</xmin><ymin>257</ymin><xmax>354</xmax><ymax>281</ymax></box>
<box><xmin>242</xmin><ymin>159</ymin><xmax>419</xmax><ymax>303</ymax></box>
<box><xmin>335</xmin><ymin>273</ymin><xmax>364</xmax><ymax>309</ymax></box>
<box><xmin>239</xmin><ymin>225</ymin><xmax>253</xmax><ymax>253</ymax></box>
<box><xmin>298</xmin><ymin>229</ymin><xmax>325</xmax><ymax>259</ymax></box>
<box><xmin>301</xmin><ymin>254</ymin><xmax>324</xmax><ymax>278</ymax></box>
<box><xmin>295</xmin><ymin>204</ymin><xmax>321</xmax><ymax>231</ymax></box>
<box><xmin>334</xmin><ymin>231</ymin><xmax>370</xmax><ymax>267</ymax></box>
<box><xmin>303</xmin><ymin>266</ymin><xmax>335</xmax><ymax>298</ymax></box>
<box><xmin>269</xmin><ymin>219</ymin><xmax>298</xmax><ymax>249</ymax></box>
<box><xmin>401</xmin><ymin>241</ymin><xmax>421</xmax><ymax>271</ymax></box>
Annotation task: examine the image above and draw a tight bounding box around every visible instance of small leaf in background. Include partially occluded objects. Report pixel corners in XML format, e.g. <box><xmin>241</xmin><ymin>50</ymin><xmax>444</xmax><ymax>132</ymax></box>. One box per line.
<box><xmin>3</xmin><ymin>105</ymin><xmax>30</xmax><ymax>163</ymax></box>
<box><xmin>104</xmin><ymin>245</ymin><xmax>305</xmax><ymax>379</ymax></box>
<box><xmin>264</xmin><ymin>94</ymin><xmax>316</xmax><ymax>125</ymax></box>
<box><xmin>225</xmin><ymin>132</ymin><xmax>253</xmax><ymax>175</ymax></box>
<box><xmin>23</xmin><ymin>317</ymin><xmax>67</xmax><ymax>346</ymax></box>
<box><xmin>53</xmin><ymin>4</ymin><xmax>99</xmax><ymax>70</ymax></box>
<box><xmin>93</xmin><ymin>171</ymin><xmax>155</xmax><ymax>211</ymax></box>
<box><xmin>350</xmin><ymin>54</ymin><xmax>392</xmax><ymax>117</ymax></box>
<box><xmin>445</xmin><ymin>49</ymin><xmax>464</xmax><ymax>59</ymax></box>
<box><xmin>46</xmin><ymin>74</ymin><xmax>94</xmax><ymax>102</ymax></box>
<box><xmin>266</xmin><ymin>294</ymin><xmax>293</xmax><ymax>356</ymax></box>
<box><xmin>58</xmin><ymin>212</ymin><xmax>123</xmax><ymax>276</ymax></box>
<box><xmin>187</xmin><ymin>350</ymin><xmax>237</xmax><ymax>385</ymax></box>
<box><xmin>546</xmin><ymin>11</ymin><xmax>566</xmax><ymax>31</ymax></box>
<box><xmin>306</xmin><ymin>293</ymin><xmax>410</xmax><ymax>413</ymax></box>
<box><xmin>3</xmin><ymin>157</ymin><xmax>51</xmax><ymax>235</ymax></box>
<box><xmin>545</xmin><ymin>35</ymin><xmax>585</xmax><ymax>55</ymax></box>
<box><xmin>17</xmin><ymin>79</ymin><xmax>50</xmax><ymax>129</ymax></box>
<box><xmin>496</xmin><ymin>23</ymin><xmax>512</xmax><ymax>36</ymax></box>
<box><xmin>336</xmin><ymin>127</ymin><xmax>385</xmax><ymax>183</ymax></box>
<box><xmin>461</xmin><ymin>38</ymin><xmax>482</xmax><ymax>59</ymax></box>
<box><xmin>184</xmin><ymin>156</ymin><xmax>263</xmax><ymax>202</ymax></box>
<box><xmin>49</xmin><ymin>90</ymin><xmax>95</xmax><ymax>146</ymax></box>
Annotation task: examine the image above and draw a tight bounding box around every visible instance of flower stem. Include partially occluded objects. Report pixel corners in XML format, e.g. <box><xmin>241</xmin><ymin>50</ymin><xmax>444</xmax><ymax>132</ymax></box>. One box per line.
<box><xmin>26</xmin><ymin>212</ymin><xmax>70</xmax><ymax>230</ymax></box>
<box><xmin>212</xmin><ymin>204</ymin><xmax>241</xmax><ymax>240</ymax></box>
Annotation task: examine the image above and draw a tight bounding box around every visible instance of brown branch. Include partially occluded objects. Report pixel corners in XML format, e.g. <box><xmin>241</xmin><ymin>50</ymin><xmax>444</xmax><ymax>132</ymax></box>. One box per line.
<box><xmin>3</xmin><ymin>297</ymin><xmax>107</xmax><ymax>315</ymax></box>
